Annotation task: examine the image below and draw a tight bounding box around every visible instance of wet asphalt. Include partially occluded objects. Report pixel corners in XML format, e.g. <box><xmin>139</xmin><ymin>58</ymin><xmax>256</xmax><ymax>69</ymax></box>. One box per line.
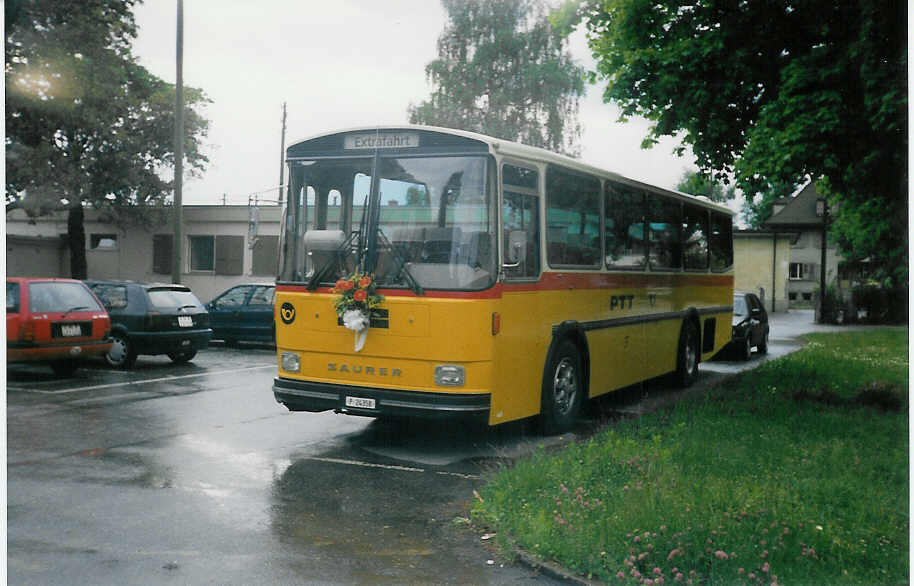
<box><xmin>6</xmin><ymin>311</ymin><xmax>838</xmax><ymax>585</ymax></box>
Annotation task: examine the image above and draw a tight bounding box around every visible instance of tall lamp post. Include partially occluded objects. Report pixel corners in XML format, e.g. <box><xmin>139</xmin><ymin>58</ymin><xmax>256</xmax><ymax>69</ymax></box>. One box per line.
<box><xmin>816</xmin><ymin>197</ymin><xmax>828</xmax><ymax>322</ymax></box>
<box><xmin>171</xmin><ymin>0</ymin><xmax>184</xmax><ymax>284</ymax></box>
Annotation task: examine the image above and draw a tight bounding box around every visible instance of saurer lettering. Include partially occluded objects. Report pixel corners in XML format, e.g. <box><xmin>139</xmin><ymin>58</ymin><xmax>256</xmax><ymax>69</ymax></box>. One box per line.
<box><xmin>328</xmin><ymin>363</ymin><xmax>401</xmax><ymax>376</ymax></box>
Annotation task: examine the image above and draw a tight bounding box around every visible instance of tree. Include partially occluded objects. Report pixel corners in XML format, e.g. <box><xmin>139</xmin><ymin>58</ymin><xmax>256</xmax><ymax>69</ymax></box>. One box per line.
<box><xmin>5</xmin><ymin>0</ymin><xmax>210</xmax><ymax>278</ymax></box>
<box><xmin>575</xmin><ymin>0</ymin><xmax>907</xmax><ymax>286</ymax></box>
<box><xmin>675</xmin><ymin>170</ymin><xmax>735</xmax><ymax>203</ymax></box>
<box><xmin>409</xmin><ymin>0</ymin><xmax>585</xmax><ymax>156</ymax></box>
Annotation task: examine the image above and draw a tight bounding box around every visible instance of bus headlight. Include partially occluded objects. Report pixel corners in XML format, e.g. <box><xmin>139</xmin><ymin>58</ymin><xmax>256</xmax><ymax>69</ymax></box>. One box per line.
<box><xmin>281</xmin><ymin>352</ymin><xmax>301</xmax><ymax>373</ymax></box>
<box><xmin>434</xmin><ymin>365</ymin><xmax>465</xmax><ymax>387</ymax></box>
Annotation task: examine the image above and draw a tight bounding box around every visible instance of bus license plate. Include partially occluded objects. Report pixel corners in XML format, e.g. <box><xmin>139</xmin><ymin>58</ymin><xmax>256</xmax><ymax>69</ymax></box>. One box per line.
<box><xmin>345</xmin><ymin>396</ymin><xmax>376</xmax><ymax>410</ymax></box>
<box><xmin>60</xmin><ymin>324</ymin><xmax>81</xmax><ymax>337</ymax></box>
<box><xmin>177</xmin><ymin>316</ymin><xmax>193</xmax><ymax>328</ymax></box>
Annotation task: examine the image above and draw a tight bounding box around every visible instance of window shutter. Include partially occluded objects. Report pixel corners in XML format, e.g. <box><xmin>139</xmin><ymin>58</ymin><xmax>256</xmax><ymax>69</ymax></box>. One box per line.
<box><xmin>251</xmin><ymin>235</ymin><xmax>279</xmax><ymax>276</ymax></box>
<box><xmin>153</xmin><ymin>234</ymin><xmax>173</xmax><ymax>274</ymax></box>
<box><xmin>215</xmin><ymin>235</ymin><xmax>244</xmax><ymax>275</ymax></box>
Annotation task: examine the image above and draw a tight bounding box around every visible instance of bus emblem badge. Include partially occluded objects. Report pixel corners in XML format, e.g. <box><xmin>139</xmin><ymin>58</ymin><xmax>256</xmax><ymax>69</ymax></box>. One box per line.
<box><xmin>280</xmin><ymin>302</ymin><xmax>296</xmax><ymax>324</ymax></box>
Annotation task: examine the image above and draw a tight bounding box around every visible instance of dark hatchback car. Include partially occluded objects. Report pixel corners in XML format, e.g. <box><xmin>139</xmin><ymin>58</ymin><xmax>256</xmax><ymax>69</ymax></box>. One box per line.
<box><xmin>7</xmin><ymin>277</ymin><xmax>112</xmax><ymax>376</ymax></box>
<box><xmin>85</xmin><ymin>280</ymin><xmax>212</xmax><ymax>368</ymax></box>
<box><xmin>730</xmin><ymin>291</ymin><xmax>769</xmax><ymax>360</ymax></box>
<box><xmin>205</xmin><ymin>283</ymin><xmax>275</xmax><ymax>345</ymax></box>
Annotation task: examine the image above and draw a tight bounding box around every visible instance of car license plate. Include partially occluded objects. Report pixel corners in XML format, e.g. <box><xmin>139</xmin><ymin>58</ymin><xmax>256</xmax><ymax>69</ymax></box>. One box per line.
<box><xmin>60</xmin><ymin>324</ymin><xmax>81</xmax><ymax>337</ymax></box>
<box><xmin>345</xmin><ymin>396</ymin><xmax>376</xmax><ymax>410</ymax></box>
<box><xmin>177</xmin><ymin>315</ymin><xmax>193</xmax><ymax>328</ymax></box>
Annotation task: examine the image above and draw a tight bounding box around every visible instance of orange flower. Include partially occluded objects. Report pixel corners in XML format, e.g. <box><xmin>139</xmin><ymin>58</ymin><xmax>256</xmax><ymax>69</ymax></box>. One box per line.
<box><xmin>353</xmin><ymin>289</ymin><xmax>367</xmax><ymax>302</ymax></box>
<box><xmin>358</xmin><ymin>276</ymin><xmax>372</xmax><ymax>288</ymax></box>
<box><xmin>339</xmin><ymin>280</ymin><xmax>354</xmax><ymax>291</ymax></box>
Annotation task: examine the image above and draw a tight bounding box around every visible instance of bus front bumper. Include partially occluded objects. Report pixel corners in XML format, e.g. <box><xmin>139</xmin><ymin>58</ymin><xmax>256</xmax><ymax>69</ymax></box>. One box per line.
<box><xmin>272</xmin><ymin>377</ymin><xmax>490</xmax><ymax>420</ymax></box>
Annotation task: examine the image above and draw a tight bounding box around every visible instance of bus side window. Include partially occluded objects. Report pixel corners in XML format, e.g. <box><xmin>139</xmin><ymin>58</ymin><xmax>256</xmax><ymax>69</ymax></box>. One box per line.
<box><xmin>605</xmin><ymin>184</ymin><xmax>647</xmax><ymax>269</ymax></box>
<box><xmin>710</xmin><ymin>212</ymin><xmax>734</xmax><ymax>271</ymax></box>
<box><xmin>648</xmin><ymin>197</ymin><xmax>682</xmax><ymax>271</ymax></box>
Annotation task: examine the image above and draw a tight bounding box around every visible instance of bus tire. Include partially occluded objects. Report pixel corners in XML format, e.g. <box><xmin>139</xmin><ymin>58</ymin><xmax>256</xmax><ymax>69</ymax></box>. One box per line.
<box><xmin>675</xmin><ymin>320</ymin><xmax>699</xmax><ymax>387</ymax></box>
<box><xmin>539</xmin><ymin>339</ymin><xmax>583</xmax><ymax>435</ymax></box>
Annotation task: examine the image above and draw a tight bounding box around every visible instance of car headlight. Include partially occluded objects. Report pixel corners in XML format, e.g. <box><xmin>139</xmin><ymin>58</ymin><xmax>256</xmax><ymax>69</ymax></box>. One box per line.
<box><xmin>281</xmin><ymin>352</ymin><xmax>300</xmax><ymax>373</ymax></box>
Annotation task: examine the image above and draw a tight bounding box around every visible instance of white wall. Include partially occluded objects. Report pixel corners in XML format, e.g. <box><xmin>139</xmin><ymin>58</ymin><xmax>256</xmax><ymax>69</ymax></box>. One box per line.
<box><xmin>6</xmin><ymin>206</ymin><xmax>283</xmax><ymax>302</ymax></box>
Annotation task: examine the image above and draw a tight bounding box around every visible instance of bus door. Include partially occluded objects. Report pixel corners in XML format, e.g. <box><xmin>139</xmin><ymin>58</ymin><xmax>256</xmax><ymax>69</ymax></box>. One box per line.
<box><xmin>490</xmin><ymin>163</ymin><xmax>543</xmax><ymax>424</ymax></box>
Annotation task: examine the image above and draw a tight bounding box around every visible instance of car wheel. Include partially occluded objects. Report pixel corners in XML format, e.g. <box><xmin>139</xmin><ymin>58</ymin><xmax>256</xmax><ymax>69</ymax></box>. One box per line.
<box><xmin>106</xmin><ymin>332</ymin><xmax>137</xmax><ymax>369</ymax></box>
<box><xmin>740</xmin><ymin>334</ymin><xmax>752</xmax><ymax>361</ymax></box>
<box><xmin>167</xmin><ymin>350</ymin><xmax>197</xmax><ymax>364</ymax></box>
<box><xmin>675</xmin><ymin>321</ymin><xmax>700</xmax><ymax>387</ymax></box>
<box><xmin>50</xmin><ymin>360</ymin><xmax>79</xmax><ymax>377</ymax></box>
<box><xmin>539</xmin><ymin>339</ymin><xmax>583</xmax><ymax>435</ymax></box>
<box><xmin>758</xmin><ymin>330</ymin><xmax>769</xmax><ymax>354</ymax></box>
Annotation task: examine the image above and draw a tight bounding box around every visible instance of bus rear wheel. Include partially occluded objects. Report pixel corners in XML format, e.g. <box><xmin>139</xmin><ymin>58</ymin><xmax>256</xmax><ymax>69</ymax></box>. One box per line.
<box><xmin>539</xmin><ymin>339</ymin><xmax>583</xmax><ymax>435</ymax></box>
<box><xmin>675</xmin><ymin>321</ymin><xmax>699</xmax><ymax>387</ymax></box>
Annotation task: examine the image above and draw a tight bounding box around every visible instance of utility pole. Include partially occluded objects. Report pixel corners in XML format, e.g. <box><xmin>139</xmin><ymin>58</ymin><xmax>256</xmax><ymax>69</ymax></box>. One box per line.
<box><xmin>171</xmin><ymin>0</ymin><xmax>185</xmax><ymax>284</ymax></box>
<box><xmin>278</xmin><ymin>102</ymin><xmax>287</xmax><ymax>204</ymax></box>
<box><xmin>816</xmin><ymin>197</ymin><xmax>829</xmax><ymax>322</ymax></box>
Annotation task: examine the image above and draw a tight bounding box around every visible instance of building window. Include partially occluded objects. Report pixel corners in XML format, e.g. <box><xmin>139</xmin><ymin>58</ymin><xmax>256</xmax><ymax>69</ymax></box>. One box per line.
<box><xmin>152</xmin><ymin>234</ymin><xmax>173</xmax><ymax>274</ymax></box>
<box><xmin>803</xmin><ymin>292</ymin><xmax>812</xmax><ymax>301</ymax></box>
<box><xmin>789</xmin><ymin>262</ymin><xmax>817</xmax><ymax>280</ymax></box>
<box><xmin>90</xmin><ymin>234</ymin><xmax>118</xmax><ymax>250</ymax></box>
<box><xmin>788</xmin><ymin>292</ymin><xmax>797</xmax><ymax>301</ymax></box>
<box><xmin>190</xmin><ymin>236</ymin><xmax>215</xmax><ymax>271</ymax></box>
<box><xmin>189</xmin><ymin>235</ymin><xmax>245</xmax><ymax>275</ymax></box>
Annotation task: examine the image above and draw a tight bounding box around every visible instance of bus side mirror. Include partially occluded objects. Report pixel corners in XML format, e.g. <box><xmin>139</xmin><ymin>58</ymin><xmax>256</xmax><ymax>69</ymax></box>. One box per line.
<box><xmin>503</xmin><ymin>230</ymin><xmax>527</xmax><ymax>268</ymax></box>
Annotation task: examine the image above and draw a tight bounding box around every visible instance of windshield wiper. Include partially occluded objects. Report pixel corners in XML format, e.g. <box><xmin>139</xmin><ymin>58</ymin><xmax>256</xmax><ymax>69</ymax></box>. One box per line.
<box><xmin>178</xmin><ymin>304</ymin><xmax>197</xmax><ymax>311</ymax></box>
<box><xmin>377</xmin><ymin>228</ymin><xmax>424</xmax><ymax>296</ymax></box>
<box><xmin>63</xmin><ymin>306</ymin><xmax>90</xmax><ymax>316</ymax></box>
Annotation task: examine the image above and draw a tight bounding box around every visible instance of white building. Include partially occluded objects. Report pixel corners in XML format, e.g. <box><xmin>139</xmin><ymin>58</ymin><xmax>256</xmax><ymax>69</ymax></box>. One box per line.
<box><xmin>6</xmin><ymin>205</ymin><xmax>282</xmax><ymax>302</ymax></box>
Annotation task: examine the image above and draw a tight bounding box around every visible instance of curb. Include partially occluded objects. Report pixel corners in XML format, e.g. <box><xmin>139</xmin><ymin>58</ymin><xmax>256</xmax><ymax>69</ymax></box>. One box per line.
<box><xmin>514</xmin><ymin>547</ymin><xmax>604</xmax><ymax>586</ymax></box>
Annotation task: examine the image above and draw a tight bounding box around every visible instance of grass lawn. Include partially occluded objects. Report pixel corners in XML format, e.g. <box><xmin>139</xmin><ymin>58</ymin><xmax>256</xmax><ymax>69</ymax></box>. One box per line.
<box><xmin>473</xmin><ymin>329</ymin><xmax>908</xmax><ymax>585</ymax></box>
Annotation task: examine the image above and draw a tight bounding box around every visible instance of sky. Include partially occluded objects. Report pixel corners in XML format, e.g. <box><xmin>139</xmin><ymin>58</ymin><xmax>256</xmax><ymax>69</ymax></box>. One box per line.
<box><xmin>132</xmin><ymin>0</ymin><xmax>701</xmax><ymax>208</ymax></box>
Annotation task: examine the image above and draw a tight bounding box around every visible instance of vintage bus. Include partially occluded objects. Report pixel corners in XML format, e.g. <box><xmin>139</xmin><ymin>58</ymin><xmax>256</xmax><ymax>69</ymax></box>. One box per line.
<box><xmin>272</xmin><ymin>126</ymin><xmax>733</xmax><ymax>433</ymax></box>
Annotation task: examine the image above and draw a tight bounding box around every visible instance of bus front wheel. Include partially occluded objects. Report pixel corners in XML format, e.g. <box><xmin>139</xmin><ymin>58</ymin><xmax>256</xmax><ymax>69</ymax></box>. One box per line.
<box><xmin>675</xmin><ymin>321</ymin><xmax>700</xmax><ymax>387</ymax></box>
<box><xmin>539</xmin><ymin>339</ymin><xmax>583</xmax><ymax>435</ymax></box>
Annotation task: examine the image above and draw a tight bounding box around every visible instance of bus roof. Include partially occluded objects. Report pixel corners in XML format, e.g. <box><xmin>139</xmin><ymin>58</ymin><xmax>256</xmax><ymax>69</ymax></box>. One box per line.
<box><xmin>287</xmin><ymin>124</ymin><xmax>735</xmax><ymax>216</ymax></box>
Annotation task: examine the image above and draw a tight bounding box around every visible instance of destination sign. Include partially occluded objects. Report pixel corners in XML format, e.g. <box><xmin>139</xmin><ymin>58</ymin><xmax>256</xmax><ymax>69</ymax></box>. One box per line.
<box><xmin>343</xmin><ymin>132</ymin><xmax>419</xmax><ymax>150</ymax></box>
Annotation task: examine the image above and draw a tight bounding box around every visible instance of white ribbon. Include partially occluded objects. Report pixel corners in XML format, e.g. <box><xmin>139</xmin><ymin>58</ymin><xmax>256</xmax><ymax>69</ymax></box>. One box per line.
<box><xmin>342</xmin><ymin>309</ymin><xmax>370</xmax><ymax>352</ymax></box>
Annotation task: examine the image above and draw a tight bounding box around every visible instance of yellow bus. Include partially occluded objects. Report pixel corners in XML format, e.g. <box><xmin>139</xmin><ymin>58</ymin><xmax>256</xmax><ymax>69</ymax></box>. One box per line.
<box><xmin>273</xmin><ymin>126</ymin><xmax>733</xmax><ymax>433</ymax></box>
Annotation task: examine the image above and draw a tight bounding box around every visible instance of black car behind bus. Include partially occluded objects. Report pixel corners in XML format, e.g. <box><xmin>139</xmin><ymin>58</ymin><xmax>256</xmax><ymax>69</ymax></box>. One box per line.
<box><xmin>85</xmin><ymin>280</ymin><xmax>212</xmax><ymax>369</ymax></box>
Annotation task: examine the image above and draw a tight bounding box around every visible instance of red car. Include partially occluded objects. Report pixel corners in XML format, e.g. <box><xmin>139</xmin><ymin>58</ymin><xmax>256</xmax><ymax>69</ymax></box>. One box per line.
<box><xmin>7</xmin><ymin>277</ymin><xmax>112</xmax><ymax>376</ymax></box>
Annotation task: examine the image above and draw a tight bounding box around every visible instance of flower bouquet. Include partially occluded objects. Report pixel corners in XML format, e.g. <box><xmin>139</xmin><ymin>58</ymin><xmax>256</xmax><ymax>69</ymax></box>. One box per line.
<box><xmin>332</xmin><ymin>272</ymin><xmax>383</xmax><ymax>351</ymax></box>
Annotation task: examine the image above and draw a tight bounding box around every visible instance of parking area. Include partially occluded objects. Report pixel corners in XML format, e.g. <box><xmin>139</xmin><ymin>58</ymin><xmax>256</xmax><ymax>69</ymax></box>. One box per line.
<box><xmin>7</xmin><ymin>313</ymin><xmax>828</xmax><ymax>585</ymax></box>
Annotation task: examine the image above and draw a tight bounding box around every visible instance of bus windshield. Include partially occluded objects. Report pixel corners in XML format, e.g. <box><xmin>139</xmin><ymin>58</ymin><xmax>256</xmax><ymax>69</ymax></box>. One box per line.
<box><xmin>280</xmin><ymin>155</ymin><xmax>495</xmax><ymax>291</ymax></box>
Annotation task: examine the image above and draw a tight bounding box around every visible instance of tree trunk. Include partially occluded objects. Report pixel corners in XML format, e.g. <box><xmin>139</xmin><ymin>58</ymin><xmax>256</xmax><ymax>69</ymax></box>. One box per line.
<box><xmin>67</xmin><ymin>203</ymin><xmax>87</xmax><ymax>279</ymax></box>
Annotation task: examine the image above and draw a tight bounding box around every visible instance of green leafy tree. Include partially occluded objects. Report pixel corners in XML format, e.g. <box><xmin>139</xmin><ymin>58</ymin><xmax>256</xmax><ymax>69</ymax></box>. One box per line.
<box><xmin>5</xmin><ymin>0</ymin><xmax>210</xmax><ymax>278</ymax></box>
<box><xmin>409</xmin><ymin>0</ymin><xmax>585</xmax><ymax>156</ymax></box>
<box><xmin>675</xmin><ymin>170</ymin><xmax>735</xmax><ymax>203</ymax></box>
<box><xmin>575</xmin><ymin>0</ymin><xmax>906</xmax><ymax>286</ymax></box>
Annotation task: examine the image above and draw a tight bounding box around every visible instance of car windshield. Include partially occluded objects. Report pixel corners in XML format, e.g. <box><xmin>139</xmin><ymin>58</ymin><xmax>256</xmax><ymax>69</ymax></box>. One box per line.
<box><xmin>281</xmin><ymin>155</ymin><xmax>495</xmax><ymax>290</ymax></box>
<box><xmin>148</xmin><ymin>288</ymin><xmax>203</xmax><ymax>310</ymax></box>
<box><xmin>733</xmin><ymin>296</ymin><xmax>748</xmax><ymax>317</ymax></box>
<box><xmin>28</xmin><ymin>282</ymin><xmax>102</xmax><ymax>313</ymax></box>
